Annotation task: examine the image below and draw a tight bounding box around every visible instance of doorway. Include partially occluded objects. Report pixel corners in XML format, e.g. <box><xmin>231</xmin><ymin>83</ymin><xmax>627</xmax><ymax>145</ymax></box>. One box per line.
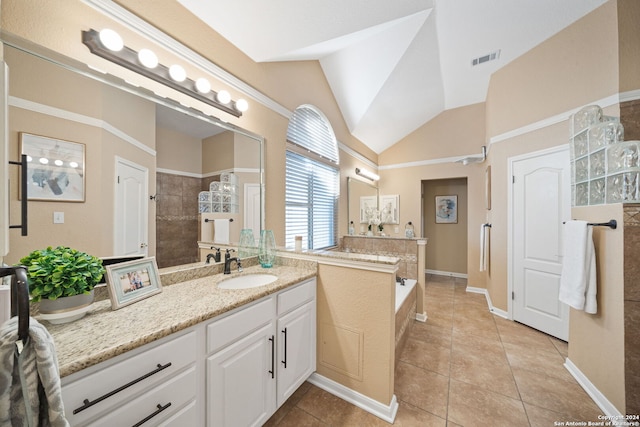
<box><xmin>422</xmin><ymin>178</ymin><xmax>468</xmax><ymax>277</ymax></box>
<box><xmin>114</xmin><ymin>157</ymin><xmax>149</xmax><ymax>257</ymax></box>
<box><xmin>509</xmin><ymin>146</ymin><xmax>570</xmax><ymax>341</ymax></box>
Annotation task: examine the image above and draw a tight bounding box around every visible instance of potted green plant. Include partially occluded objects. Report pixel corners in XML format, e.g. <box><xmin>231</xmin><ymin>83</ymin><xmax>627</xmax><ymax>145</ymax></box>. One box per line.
<box><xmin>19</xmin><ymin>246</ymin><xmax>105</xmax><ymax>324</ymax></box>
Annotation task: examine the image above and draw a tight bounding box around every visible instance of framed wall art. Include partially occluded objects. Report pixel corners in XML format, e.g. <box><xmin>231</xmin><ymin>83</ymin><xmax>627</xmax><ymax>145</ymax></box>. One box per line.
<box><xmin>20</xmin><ymin>132</ymin><xmax>85</xmax><ymax>202</ymax></box>
<box><xmin>435</xmin><ymin>195</ymin><xmax>458</xmax><ymax>224</ymax></box>
<box><xmin>105</xmin><ymin>257</ymin><xmax>162</xmax><ymax>309</ymax></box>
<box><xmin>379</xmin><ymin>194</ymin><xmax>399</xmax><ymax>224</ymax></box>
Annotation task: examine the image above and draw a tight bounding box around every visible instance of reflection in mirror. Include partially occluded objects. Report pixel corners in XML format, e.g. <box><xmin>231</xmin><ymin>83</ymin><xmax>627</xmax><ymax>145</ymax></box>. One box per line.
<box><xmin>4</xmin><ymin>41</ymin><xmax>263</xmax><ymax>269</ymax></box>
<box><xmin>347</xmin><ymin>177</ymin><xmax>378</xmax><ymax>235</ymax></box>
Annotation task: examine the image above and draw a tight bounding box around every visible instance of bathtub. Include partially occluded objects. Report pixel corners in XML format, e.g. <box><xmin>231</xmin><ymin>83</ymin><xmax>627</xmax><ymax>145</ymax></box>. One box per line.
<box><xmin>395</xmin><ymin>279</ymin><xmax>417</xmax><ymax>365</ymax></box>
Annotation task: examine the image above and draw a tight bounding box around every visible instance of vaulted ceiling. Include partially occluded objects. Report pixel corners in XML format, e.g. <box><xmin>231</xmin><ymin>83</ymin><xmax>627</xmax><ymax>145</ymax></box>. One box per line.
<box><xmin>177</xmin><ymin>0</ymin><xmax>607</xmax><ymax>153</ymax></box>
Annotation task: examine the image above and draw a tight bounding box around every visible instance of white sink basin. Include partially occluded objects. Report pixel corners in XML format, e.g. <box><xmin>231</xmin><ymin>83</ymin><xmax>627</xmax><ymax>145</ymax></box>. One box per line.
<box><xmin>218</xmin><ymin>274</ymin><xmax>278</xmax><ymax>290</ymax></box>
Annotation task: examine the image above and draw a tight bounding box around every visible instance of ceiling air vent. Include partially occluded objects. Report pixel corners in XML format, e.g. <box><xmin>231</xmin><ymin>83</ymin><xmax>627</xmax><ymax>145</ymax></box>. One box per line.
<box><xmin>471</xmin><ymin>50</ymin><xmax>501</xmax><ymax>66</ymax></box>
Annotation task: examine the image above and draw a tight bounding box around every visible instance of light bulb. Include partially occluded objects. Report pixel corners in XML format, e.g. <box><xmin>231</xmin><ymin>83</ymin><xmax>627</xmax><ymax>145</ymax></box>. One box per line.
<box><xmin>98</xmin><ymin>29</ymin><xmax>124</xmax><ymax>52</ymax></box>
<box><xmin>54</xmin><ymin>159</ymin><xmax>63</xmax><ymax>166</ymax></box>
<box><xmin>169</xmin><ymin>64</ymin><xmax>186</xmax><ymax>82</ymax></box>
<box><xmin>138</xmin><ymin>49</ymin><xmax>158</xmax><ymax>68</ymax></box>
<box><xmin>26</xmin><ymin>155</ymin><xmax>32</xmax><ymax>162</ymax></box>
<box><xmin>69</xmin><ymin>161</ymin><xmax>79</xmax><ymax>168</ymax></box>
<box><xmin>235</xmin><ymin>98</ymin><xmax>249</xmax><ymax>112</ymax></box>
<box><xmin>216</xmin><ymin>90</ymin><xmax>231</xmax><ymax>104</ymax></box>
<box><xmin>195</xmin><ymin>78</ymin><xmax>211</xmax><ymax>94</ymax></box>
<box><xmin>39</xmin><ymin>157</ymin><xmax>49</xmax><ymax>165</ymax></box>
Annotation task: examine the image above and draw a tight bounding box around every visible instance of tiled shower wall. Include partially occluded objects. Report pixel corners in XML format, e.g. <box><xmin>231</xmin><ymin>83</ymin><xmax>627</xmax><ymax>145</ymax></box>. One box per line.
<box><xmin>624</xmin><ymin>204</ymin><xmax>640</xmax><ymax>415</ymax></box>
<box><xmin>156</xmin><ymin>172</ymin><xmax>202</xmax><ymax>268</ymax></box>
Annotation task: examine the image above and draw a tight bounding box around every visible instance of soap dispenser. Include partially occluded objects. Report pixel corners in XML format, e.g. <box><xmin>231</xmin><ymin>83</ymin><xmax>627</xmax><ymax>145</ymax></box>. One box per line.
<box><xmin>348</xmin><ymin>221</ymin><xmax>355</xmax><ymax>236</ymax></box>
<box><xmin>405</xmin><ymin>222</ymin><xmax>415</xmax><ymax>238</ymax></box>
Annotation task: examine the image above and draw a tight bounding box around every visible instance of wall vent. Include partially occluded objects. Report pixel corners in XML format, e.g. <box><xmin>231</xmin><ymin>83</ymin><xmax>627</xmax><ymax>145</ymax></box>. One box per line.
<box><xmin>471</xmin><ymin>50</ymin><xmax>501</xmax><ymax>66</ymax></box>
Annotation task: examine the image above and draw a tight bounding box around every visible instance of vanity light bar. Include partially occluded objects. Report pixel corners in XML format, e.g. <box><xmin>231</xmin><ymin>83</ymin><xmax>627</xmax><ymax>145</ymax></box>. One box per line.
<box><xmin>355</xmin><ymin>167</ymin><xmax>380</xmax><ymax>181</ymax></box>
<box><xmin>82</xmin><ymin>29</ymin><xmax>246</xmax><ymax>118</ymax></box>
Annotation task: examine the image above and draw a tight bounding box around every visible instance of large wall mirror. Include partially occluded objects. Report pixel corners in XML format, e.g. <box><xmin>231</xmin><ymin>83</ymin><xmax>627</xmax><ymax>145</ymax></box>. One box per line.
<box><xmin>347</xmin><ymin>177</ymin><xmax>378</xmax><ymax>235</ymax></box>
<box><xmin>3</xmin><ymin>37</ymin><xmax>264</xmax><ymax>269</ymax></box>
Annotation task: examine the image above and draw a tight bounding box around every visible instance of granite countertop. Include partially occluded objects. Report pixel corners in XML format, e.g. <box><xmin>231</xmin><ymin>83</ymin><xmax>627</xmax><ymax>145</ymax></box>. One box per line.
<box><xmin>45</xmin><ymin>264</ymin><xmax>317</xmax><ymax>378</ymax></box>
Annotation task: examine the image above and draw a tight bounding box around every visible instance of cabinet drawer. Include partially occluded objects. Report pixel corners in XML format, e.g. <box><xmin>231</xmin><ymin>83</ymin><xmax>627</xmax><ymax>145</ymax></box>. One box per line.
<box><xmin>90</xmin><ymin>366</ymin><xmax>197</xmax><ymax>427</ymax></box>
<box><xmin>277</xmin><ymin>278</ymin><xmax>316</xmax><ymax>316</ymax></box>
<box><xmin>63</xmin><ymin>331</ymin><xmax>196</xmax><ymax>426</ymax></box>
<box><xmin>207</xmin><ymin>297</ymin><xmax>275</xmax><ymax>354</ymax></box>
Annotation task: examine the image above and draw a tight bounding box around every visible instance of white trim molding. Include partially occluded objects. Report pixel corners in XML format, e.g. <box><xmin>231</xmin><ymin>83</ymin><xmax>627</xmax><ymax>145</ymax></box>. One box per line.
<box><xmin>426</xmin><ymin>269</ymin><xmax>467</xmax><ymax>279</ymax></box>
<box><xmin>564</xmin><ymin>358</ymin><xmax>623</xmax><ymax>418</ymax></box>
<box><xmin>10</xmin><ymin>96</ymin><xmax>156</xmax><ymax>156</ymax></box>
<box><xmin>308</xmin><ymin>373</ymin><xmax>399</xmax><ymax>423</ymax></box>
<box><xmin>466</xmin><ymin>286</ymin><xmax>509</xmax><ymax>319</ymax></box>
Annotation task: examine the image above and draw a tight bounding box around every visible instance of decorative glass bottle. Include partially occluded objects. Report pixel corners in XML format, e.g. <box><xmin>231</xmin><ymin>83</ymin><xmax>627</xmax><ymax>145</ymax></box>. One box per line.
<box><xmin>258</xmin><ymin>230</ymin><xmax>276</xmax><ymax>268</ymax></box>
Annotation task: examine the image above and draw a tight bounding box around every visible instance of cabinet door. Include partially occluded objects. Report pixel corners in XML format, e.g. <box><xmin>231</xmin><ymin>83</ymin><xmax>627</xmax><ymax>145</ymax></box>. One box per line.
<box><xmin>207</xmin><ymin>323</ymin><xmax>276</xmax><ymax>427</ymax></box>
<box><xmin>276</xmin><ymin>301</ymin><xmax>316</xmax><ymax>406</ymax></box>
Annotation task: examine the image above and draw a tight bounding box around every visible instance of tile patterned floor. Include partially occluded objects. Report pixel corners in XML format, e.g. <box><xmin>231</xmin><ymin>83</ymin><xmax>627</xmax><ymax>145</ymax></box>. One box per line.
<box><xmin>265</xmin><ymin>275</ymin><xmax>604</xmax><ymax>426</ymax></box>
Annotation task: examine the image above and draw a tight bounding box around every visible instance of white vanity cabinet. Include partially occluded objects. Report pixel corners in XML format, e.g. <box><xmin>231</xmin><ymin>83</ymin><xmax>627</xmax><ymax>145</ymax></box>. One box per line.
<box><xmin>61</xmin><ymin>330</ymin><xmax>199</xmax><ymax>427</ymax></box>
<box><xmin>206</xmin><ymin>278</ymin><xmax>316</xmax><ymax>427</ymax></box>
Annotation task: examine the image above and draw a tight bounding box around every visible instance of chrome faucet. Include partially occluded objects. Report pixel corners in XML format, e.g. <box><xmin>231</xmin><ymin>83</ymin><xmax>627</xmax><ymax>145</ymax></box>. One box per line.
<box><xmin>224</xmin><ymin>249</ymin><xmax>242</xmax><ymax>274</ymax></box>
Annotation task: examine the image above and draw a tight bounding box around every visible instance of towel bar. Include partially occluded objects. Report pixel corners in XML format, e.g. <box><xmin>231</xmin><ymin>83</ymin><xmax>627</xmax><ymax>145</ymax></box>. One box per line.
<box><xmin>562</xmin><ymin>219</ymin><xmax>617</xmax><ymax>229</ymax></box>
<box><xmin>204</xmin><ymin>218</ymin><xmax>233</xmax><ymax>223</ymax></box>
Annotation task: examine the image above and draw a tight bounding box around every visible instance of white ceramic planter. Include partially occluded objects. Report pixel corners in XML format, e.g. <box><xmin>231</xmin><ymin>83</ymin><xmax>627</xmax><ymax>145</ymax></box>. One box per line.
<box><xmin>39</xmin><ymin>290</ymin><xmax>94</xmax><ymax>324</ymax></box>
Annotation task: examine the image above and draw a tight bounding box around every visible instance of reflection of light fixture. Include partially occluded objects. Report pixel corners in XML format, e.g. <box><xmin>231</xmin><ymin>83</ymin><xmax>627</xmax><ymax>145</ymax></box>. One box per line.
<box><xmin>195</xmin><ymin>77</ymin><xmax>211</xmax><ymax>94</ymax></box>
<box><xmin>99</xmin><ymin>29</ymin><xmax>123</xmax><ymax>52</ymax></box>
<box><xmin>138</xmin><ymin>48</ymin><xmax>158</xmax><ymax>68</ymax></box>
<box><xmin>455</xmin><ymin>146</ymin><xmax>487</xmax><ymax>165</ymax></box>
<box><xmin>70</xmin><ymin>161</ymin><xmax>79</xmax><ymax>168</ymax></box>
<box><xmin>39</xmin><ymin>158</ymin><xmax>49</xmax><ymax>165</ymax></box>
<box><xmin>216</xmin><ymin>90</ymin><xmax>231</xmax><ymax>104</ymax></box>
<box><xmin>54</xmin><ymin>159</ymin><xmax>63</xmax><ymax>166</ymax></box>
<box><xmin>168</xmin><ymin>64</ymin><xmax>186</xmax><ymax>82</ymax></box>
<box><xmin>82</xmin><ymin>28</ymin><xmax>247</xmax><ymax>117</ymax></box>
<box><xmin>355</xmin><ymin>167</ymin><xmax>380</xmax><ymax>181</ymax></box>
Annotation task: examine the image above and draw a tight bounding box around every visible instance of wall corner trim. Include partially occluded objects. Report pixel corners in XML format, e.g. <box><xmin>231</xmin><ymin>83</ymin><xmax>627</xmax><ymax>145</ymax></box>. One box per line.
<box><xmin>466</xmin><ymin>286</ymin><xmax>509</xmax><ymax>319</ymax></box>
<box><xmin>307</xmin><ymin>373</ymin><xmax>399</xmax><ymax>423</ymax></box>
<box><xmin>564</xmin><ymin>358</ymin><xmax>623</xmax><ymax>417</ymax></box>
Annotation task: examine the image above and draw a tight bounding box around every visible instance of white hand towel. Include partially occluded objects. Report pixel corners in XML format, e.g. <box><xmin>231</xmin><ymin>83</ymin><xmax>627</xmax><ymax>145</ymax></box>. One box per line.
<box><xmin>480</xmin><ymin>224</ymin><xmax>489</xmax><ymax>272</ymax></box>
<box><xmin>559</xmin><ymin>220</ymin><xmax>597</xmax><ymax>314</ymax></box>
<box><xmin>213</xmin><ymin>219</ymin><xmax>230</xmax><ymax>244</ymax></box>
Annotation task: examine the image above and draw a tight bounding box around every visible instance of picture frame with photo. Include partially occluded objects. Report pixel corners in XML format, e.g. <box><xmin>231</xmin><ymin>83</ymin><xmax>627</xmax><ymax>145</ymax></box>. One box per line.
<box><xmin>105</xmin><ymin>257</ymin><xmax>162</xmax><ymax>309</ymax></box>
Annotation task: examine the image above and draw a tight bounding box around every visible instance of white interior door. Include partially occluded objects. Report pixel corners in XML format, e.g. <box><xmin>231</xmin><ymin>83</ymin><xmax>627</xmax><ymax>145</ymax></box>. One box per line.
<box><xmin>511</xmin><ymin>146</ymin><xmax>570</xmax><ymax>341</ymax></box>
<box><xmin>114</xmin><ymin>157</ymin><xmax>148</xmax><ymax>256</ymax></box>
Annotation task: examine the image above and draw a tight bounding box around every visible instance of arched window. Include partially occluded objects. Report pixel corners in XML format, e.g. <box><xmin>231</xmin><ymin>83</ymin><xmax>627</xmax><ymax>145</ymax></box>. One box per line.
<box><xmin>285</xmin><ymin>105</ymin><xmax>339</xmax><ymax>250</ymax></box>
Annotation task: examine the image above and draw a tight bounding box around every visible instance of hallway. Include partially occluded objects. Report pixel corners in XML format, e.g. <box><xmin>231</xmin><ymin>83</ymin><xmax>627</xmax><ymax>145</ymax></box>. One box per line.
<box><xmin>265</xmin><ymin>275</ymin><xmax>604</xmax><ymax>426</ymax></box>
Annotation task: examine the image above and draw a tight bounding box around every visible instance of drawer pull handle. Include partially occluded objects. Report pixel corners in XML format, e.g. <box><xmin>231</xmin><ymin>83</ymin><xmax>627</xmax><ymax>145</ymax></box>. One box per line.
<box><xmin>268</xmin><ymin>335</ymin><xmax>275</xmax><ymax>378</ymax></box>
<box><xmin>281</xmin><ymin>327</ymin><xmax>287</xmax><ymax>369</ymax></box>
<box><xmin>73</xmin><ymin>362</ymin><xmax>172</xmax><ymax>414</ymax></box>
<box><xmin>131</xmin><ymin>402</ymin><xmax>172</xmax><ymax>427</ymax></box>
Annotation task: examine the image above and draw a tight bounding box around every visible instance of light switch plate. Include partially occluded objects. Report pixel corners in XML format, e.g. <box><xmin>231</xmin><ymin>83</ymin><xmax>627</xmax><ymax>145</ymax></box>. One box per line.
<box><xmin>53</xmin><ymin>212</ymin><xmax>64</xmax><ymax>224</ymax></box>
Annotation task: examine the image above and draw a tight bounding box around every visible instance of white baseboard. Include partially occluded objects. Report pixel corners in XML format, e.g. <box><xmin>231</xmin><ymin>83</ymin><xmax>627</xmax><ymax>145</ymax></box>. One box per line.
<box><xmin>564</xmin><ymin>358</ymin><xmax>623</xmax><ymax>417</ymax></box>
<box><xmin>466</xmin><ymin>286</ymin><xmax>509</xmax><ymax>319</ymax></box>
<box><xmin>425</xmin><ymin>269</ymin><xmax>468</xmax><ymax>279</ymax></box>
<box><xmin>415</xmin><ymin>312</ymin><xmax>427</xmax><ymax>322</ymax></box>
<box><xmin>307</xmin><ymin>373</ymin><xmax>398</xmax><ymax>423</ymax></box>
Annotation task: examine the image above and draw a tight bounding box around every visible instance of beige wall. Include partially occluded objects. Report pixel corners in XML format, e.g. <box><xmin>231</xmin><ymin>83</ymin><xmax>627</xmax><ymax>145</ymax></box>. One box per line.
<box><xmin>378</xmin><ymin>104</ymin><xmax>486</xmax><ymax>287</ymax></box>
<box><xmin>485</xmin><ymin>0</ymin><xmax>619</xmax><ymax>138</ymax></box>
<box><xmin>156</xmin><ymin>126</ymin><xmax>202</xmax><ymax>174</ymax></box>
<box><xmin>617</xmin><ymin>0</ymin><xmax>640</xmax><ymax>93</ymax></box>
<box><xmin>423</xmin><ymin>178</ymin><xmax>468</xmax><ymax>274</ymax></box>
<box><xmin>569</xmin><ymin>204</ymin><xmax>625</xmax><ymax>412</ymax></box>
<box><xmin>316</xmin><ymin>263</ymin><xmax>395</xmax><ymax>405</ymax></box>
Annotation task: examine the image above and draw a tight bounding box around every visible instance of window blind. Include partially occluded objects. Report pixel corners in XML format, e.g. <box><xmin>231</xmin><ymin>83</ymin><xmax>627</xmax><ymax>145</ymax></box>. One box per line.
<box><xmin>285</xmin><ymin>151</ymin><xmax>338</xmax><ymax>250</ymax></box>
